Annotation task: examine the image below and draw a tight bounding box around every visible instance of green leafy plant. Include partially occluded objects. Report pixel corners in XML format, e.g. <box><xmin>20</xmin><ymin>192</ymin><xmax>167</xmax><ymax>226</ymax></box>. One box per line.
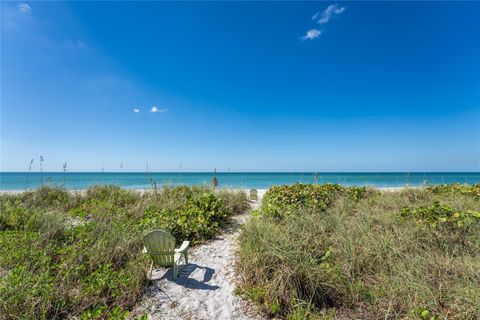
<box><xmin>401</xmin><ymin>201</ymin><xmax>480</xmax><ymax>228</ymax></box>
<box><xmin>238</xmin><ymin>184</ymin><xmax>480</xmax><ymax>319</ymax></box>
<box><xmin>427</xmin><ymin>183</ymin><xmax>480</xmax><ymax>198</ymax></box>
<box><xmin>261</xmin><ymin>183</ymin><xmax>373</xmax><ymax>218</ymax></box>
<box><xmin>0</xmin><ymin>185</ymin><xmax>248</xmax><ymax>319</ymax></box>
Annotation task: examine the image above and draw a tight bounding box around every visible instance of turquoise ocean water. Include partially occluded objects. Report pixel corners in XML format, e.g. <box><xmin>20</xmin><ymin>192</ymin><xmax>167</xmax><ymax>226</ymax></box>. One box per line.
<box><xmin>0</xmin><ymin>172</ymin><xmax>479</xmax><ymax>190</ymax></box>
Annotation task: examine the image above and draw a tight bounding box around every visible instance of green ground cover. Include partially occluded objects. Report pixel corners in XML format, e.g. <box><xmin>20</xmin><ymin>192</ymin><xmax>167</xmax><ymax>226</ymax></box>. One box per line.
<box><xmin>0</xmin><ymin>185</ymin><xmax>248</xmax><ymax>319</ymax></box>
<box><xmin>237</xmin><ymin>184</ymin><xmax>480</xmax><ymax>319</ymax></box>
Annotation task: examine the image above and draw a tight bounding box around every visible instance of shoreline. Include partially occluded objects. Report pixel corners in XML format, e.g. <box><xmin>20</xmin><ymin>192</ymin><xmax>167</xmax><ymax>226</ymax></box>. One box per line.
<box><xmin>0</xmin><ymin>186</ymin><xmax>421</xmax><ymax>195</ymax></box>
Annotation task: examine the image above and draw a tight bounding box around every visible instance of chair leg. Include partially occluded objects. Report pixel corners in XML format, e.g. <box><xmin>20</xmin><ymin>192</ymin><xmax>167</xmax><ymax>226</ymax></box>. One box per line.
<box><xmin>148</xmin><ymin>260</ymin><xmax>153</xmax><ymax>280</ymax></box>
<box><xmin>184</xmin><ymin>251</ymin><xmax>188</xmax><ymax>265</ymax></box>
<box><xmin>173</xmin><ymin>263</ymin><xmax>178</xmax><ymax>280</ymax></box>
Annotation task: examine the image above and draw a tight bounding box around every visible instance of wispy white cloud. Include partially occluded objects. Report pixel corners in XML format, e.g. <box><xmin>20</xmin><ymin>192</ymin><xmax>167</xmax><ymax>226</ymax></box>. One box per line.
<box><xmin>150</xmin><ymin>106</ymin><xmax>167</xmax><ymax>113</ymax></box>
<box><xmin>301</xmin><ymin>3</ymin><xmax>346</xmax><ymax>41</ymax></box>
<box><xmin>301</xmin><ymin>29</ymin><xmax>322</xmax><ymax>41</ymax></box>
<box><xmin>316</xmin><ymin>3</ymin><xmax>345</xmax><ymax>25</ymax></box>
<box><xmin>18</xmin><ymin>3</ymin><xmax>31</xmax><ymax>13</ymax></box>
<box><xmin>133</xmin><ymin>108</ymin><xmax>140</xmax><ymax>113</ymax></box>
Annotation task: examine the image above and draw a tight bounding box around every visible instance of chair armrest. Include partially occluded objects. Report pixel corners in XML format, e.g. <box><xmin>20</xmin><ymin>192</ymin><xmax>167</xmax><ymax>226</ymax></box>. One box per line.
<box><xmin>175</xmin><ymin>241</ymin><xmax>190</xmax><ymax>253</ymax></box>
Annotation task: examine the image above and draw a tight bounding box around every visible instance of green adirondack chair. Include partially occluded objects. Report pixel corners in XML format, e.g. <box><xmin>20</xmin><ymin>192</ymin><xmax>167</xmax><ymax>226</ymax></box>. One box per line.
<box><xmin>249</xmin><ymin>189</ymin><xmax>258</xmax><ymax>201</ymax></box>
<box><xmin>142</xmin><ymin>230</ymin><xmax>190</xmax><ymax>280</ymax></box>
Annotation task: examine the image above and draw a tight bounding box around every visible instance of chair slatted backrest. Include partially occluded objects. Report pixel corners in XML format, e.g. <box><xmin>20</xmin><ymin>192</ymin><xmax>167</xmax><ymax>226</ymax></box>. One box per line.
<box><xmin>249</xmin><ymin>189</ymin><xmax>258</xmax><ymax>200</ymax></box>
<box><xmin>143</xmin><ymin>230</ymin><xmax>175</xmax><ymax>267</ymax></box>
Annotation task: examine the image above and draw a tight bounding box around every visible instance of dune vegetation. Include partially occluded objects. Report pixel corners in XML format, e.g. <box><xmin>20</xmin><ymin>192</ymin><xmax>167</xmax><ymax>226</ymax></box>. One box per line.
<box><xmin>0</xmin><ymin>185</ymin><xmax>248</xmax><ymax>319</ymax></box>
<box><xmin>237</xmin><ymin>184</ymin><xmax>480</xmax><ymax>319</ymax></box>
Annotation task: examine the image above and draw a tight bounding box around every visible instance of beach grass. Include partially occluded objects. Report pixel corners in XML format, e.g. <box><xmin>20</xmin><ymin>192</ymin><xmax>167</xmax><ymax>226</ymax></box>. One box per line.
<box><xmin>0</xmin><ymin>185</ymin><xmax>248</xmax><ymax>319</ymax></box>
<box><xmin>237</xmin><ymin>184</ymin><xmax>480</xmax><ymax>319</ymax></box>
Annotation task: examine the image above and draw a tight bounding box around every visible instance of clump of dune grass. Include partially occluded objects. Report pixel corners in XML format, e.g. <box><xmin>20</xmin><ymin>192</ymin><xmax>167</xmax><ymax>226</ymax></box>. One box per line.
<box><xmin>237</xmin><ymin>184</ymin><xmax>480</xmax><ymax>319</ymax></box>
<box><xmin>0</xmin><ymin>185</ymin><xmax>249</xmax><ymax>319</ymax></box>
<box><xmin>217</xmin><ymin>189</ymin><xmax>250</xmax><ymax>216</ymax></box>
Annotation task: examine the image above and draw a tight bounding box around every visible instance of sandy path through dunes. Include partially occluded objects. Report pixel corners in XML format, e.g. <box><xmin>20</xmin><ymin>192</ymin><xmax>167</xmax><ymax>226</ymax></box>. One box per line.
<box><xmin>132</xmin><ymin>197</ymin><xmax>265</xmax><ymax>320</ymax></box>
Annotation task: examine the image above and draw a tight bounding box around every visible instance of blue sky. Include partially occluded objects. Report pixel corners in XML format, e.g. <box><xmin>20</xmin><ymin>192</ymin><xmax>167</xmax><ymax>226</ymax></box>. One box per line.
<box><xmin>1</xmin><ymin>1</ymin><xmax>479</xmax><ymax>172</ymax></box>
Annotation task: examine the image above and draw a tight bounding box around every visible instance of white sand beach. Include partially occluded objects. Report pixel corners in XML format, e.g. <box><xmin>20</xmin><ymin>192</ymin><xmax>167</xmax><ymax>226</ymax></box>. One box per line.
<box><xmin>0</xmin><ymin>187</ymin><xmax>417</xmax><ymax>195</ymax></box>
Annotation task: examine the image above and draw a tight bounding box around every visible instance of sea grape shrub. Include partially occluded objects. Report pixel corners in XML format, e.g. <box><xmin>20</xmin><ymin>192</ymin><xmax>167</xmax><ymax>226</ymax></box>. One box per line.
<box><xmin>175</xmin><ymin>192</ymin><xmax>228</xmax><ymax>240</ymax></box>
<box><xmin>427</xmin><ymin>183</ymin><xmax>480</xmax><ymax>198</ymax></box>
<box><xmin>261</xmin><ymin>184</ymin><xmax>372</xmax><ymax>218</ymax></box>
<box><xmin>146</xmin><ymin>185</ymin><xmax>218</xmax><ymax>211</ymax></box>
<box><xmin>262</xmin><ymin>184</ymin><xmax>340</xmax><ymax>217</ymax></box>
<box><xmin>344</xmin><ymin>186</ymin><xmax>374</xmax><ymax>201</ymax></box>
<box><xmin>400</xmin><ymin>201</ymin><xmax>480</xmax><ymax>229</ymax></box>
<box><xmin>140</xmin><ymin>189</ymin><xmax>229</xmax><ymax>243</ymax></box>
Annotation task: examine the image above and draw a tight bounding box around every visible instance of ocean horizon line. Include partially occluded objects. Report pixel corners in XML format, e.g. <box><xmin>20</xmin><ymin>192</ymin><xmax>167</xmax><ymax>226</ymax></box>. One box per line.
<box><xmin>2</xmin><ymin>171</ymin><xmax>479</xmax><ymax>174</ymax></box>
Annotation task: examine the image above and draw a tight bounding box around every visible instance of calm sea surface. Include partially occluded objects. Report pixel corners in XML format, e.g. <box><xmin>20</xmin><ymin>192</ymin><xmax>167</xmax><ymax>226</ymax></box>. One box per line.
<box><xmin>0</xmin><ymin>172</ymin><xmax>479</xmax><ymax>190</ymax></box>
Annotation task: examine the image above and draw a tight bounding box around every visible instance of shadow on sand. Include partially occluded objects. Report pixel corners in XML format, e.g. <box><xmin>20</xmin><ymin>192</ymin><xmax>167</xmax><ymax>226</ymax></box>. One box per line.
<box><xmin>154</xmin><ymin>263</ymin><xmax>219</xmax><ymax>290</ymax></box>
